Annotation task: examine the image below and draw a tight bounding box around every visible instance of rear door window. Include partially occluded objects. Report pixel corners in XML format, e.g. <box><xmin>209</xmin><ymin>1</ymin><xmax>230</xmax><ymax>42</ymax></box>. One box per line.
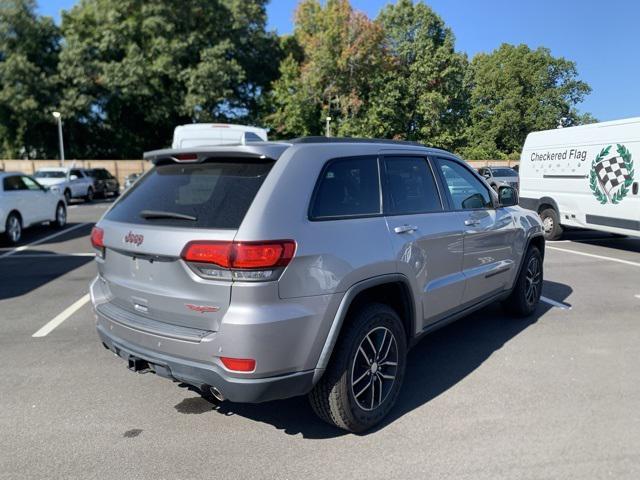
<box><xmin>3</xmin><ymin>176</ymin><xmax>27</xmax><ymax>191</ymax></box>
<box><xmin>382</xmin><ymin>156</ymin><xmax>442</xmax><ymax>215</ymax></box>
<box><xmin>104</xmin><ymin>160</ymin><xmax>273</xmax><ymax>229</ymax></box>
<box><xmin>310</xmin><ymin>156</ymin><xmax>381</xmax><ymax>219</ymax></box>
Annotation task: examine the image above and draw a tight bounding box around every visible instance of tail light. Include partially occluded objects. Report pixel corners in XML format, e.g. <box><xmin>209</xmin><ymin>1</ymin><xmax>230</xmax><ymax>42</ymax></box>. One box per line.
<box><xmin>220</xmin><ymin>357</ymin><xmax>256</xmax><ymax>372</ymax></box>
<box><xmin>181</xmin><ymin>240</ymin><xmax>296</xmax><ymax>281</ymax></box>
<box><xmin>91</xmin><ymin>226</ymin><xmax>105</xmax><ymax>258</ymax></box>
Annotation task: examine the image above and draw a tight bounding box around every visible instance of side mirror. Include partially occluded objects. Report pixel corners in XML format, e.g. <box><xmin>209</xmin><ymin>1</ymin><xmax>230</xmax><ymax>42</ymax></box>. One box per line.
<box><xmin>69</xmin><ymin>175</ymin><xmax>78</xmax><ymax>180</ymax></box>
<box><xmin>498</xmin><ymin>185</ymin><xmax>518</xmax><ymax>207</ymax></box>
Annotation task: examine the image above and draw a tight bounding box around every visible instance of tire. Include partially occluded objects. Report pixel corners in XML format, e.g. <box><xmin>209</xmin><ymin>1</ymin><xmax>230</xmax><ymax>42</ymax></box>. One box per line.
<box><xmin>309</xmin><ymin>303</ymin><xmax>407</xmax><ymax>433</ymax></box>
<box><xmin>85</xmin><ymin>187</ymin><xmax>94</xmax><ymax>203</ymax></box>
<box><xmin>4</xmin><ymin>212</ymin><xmax>22</xmax><ymax>245</ymax></box>
<box><xmin>503</xmin><ymin>246</ymin><xmax>543</xmax><ymax>317</ymax></box>
<box><xmin>64</xmin><ymin>189</ymin><xmax>71</xmax><ymax>204</ymax></box>
<box><xmin>539</xmin><ymin>208</ymin><xmax>562</xmax><ymax>241</ymax></box>
<box><xmin>52</xmin><ymin>202</ymin><xmax>67</xmax><ymax>229</ymax></box>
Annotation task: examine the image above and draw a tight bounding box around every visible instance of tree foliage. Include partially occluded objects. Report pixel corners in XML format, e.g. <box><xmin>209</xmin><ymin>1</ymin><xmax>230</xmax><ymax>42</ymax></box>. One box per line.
<box><xmin>462</xmin><ymin>43</ymin><xmax>593</xmax><ymax>159</ymax></box>
<box><xmin>58</xmin><ymin>0</ymin><xmax>280</xmax><ymax>158</ymax></box>
<box><xmin>367</xmin><ymin>0</ymin><xmax>469</xmax><ymax>150</ymax></box>
<box><xmin>267</xmin><ymin>0</ymin><xmax>389</xmax><ymax>138</ymax></box>
<box><xmin>0</xmin><ymin>0</ymin><xmax>60</xmax><ymax>158</ymax></box>
<box><xmin>0</xmin><ymin>0</ymin><xmax>595</xmax><ymax>159</ymax></box>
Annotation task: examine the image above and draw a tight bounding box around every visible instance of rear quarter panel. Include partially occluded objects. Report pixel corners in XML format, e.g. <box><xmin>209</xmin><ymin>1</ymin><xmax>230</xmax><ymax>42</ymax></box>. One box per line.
<box><xmin>238</xmin><ymin>144</ymin><xmax>397</xmax><ymax>300</ymax></box>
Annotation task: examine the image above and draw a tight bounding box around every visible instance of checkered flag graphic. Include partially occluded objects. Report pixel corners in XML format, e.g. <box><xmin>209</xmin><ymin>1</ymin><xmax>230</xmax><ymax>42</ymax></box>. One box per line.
<box><xmin>594</xmin><ymin>156</ymin><xmax>631</xmax><ymax>201</ymax></box>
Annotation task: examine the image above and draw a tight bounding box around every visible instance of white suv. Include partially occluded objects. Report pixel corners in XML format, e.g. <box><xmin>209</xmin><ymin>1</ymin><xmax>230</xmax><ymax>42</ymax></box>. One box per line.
<box><xmin>34</xmin><ymin>167</ymin><xmax>95</xmax><ymax>203</ymax></box>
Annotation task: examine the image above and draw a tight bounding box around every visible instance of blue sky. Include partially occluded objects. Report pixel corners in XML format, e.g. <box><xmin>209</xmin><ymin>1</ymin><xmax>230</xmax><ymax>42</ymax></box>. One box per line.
<box><xmin>39</xmin><ymin>0</ymin><xmax>639</xmax><ymax>122</ymax></box>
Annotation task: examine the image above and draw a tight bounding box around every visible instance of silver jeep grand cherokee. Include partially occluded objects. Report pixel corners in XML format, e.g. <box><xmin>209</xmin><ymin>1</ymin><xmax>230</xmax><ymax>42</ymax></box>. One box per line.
<box><xmin>90</xmin><ymin>138</ymin><xmax>544</xmax><ymax>432</ymax></box>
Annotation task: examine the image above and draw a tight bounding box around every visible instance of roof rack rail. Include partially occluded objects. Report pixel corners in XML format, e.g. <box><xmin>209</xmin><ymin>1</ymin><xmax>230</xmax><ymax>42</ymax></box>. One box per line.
<box><xmin>288</xmin><ymin>136</ymin><xmax>424</xmax><ymax>147</ymax></box>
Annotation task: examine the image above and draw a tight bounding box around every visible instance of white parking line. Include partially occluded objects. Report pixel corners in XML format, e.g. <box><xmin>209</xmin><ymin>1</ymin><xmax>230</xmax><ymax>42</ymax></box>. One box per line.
<box><xmin>0</xmin><ymin>222</ymin><xmax>90</xmax><ymax>260</ymax></box>
<box><xmin>635</xmin><ymin>294</ymin><xmax>640</xmax><ymax>300</ymax></box>
<box><xmin>540</xmin><ymin>296</ymin><xmax>571</xmax><ymax>310</ymax></box>
<box><xmin>32</xmin><ymin>294</ymin><xmax>91</xmax><ymax>338</ymax></box>
<box><xmin>5</xmin><ymin>253</ymin><xmax>95</xmax><ymax>259</ymax></box>
<box><xmin>547</xmin><ymin>246</ymin><xmax>640</xmax><ymax>268</ymax></box>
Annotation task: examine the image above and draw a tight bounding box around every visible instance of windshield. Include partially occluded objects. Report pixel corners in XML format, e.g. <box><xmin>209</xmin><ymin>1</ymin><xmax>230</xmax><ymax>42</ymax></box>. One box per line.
<box><xmin>35</xmin><ymin>171</ymin><xmax>66</xmax><ymax>178</ymax></box>
<box><xmin>491</xmin><ymin>168</ymin><xmax>517</xmax><ymax>177</ymax></box>
<box><xmin>105</xmin><ymin>160</ymin><xmax>274</xmax><ymax>229</ymax></box>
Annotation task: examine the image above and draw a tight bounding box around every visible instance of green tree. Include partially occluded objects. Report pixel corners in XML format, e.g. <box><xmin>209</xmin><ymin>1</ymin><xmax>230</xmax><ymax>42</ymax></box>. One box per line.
<box><xmin>463</xmin><ymin>43</ymin><xmax>593</xmax><ymax>159</ymax></box>
<box><xmin>267</xmin><ymin>0</ymin><xmax>389</xmax><ymax>138</ymax></box>
<box><xmin>58</xmin><ymin>0</ymin><xmax>281</xmax><ymax>158</ymax></box>
<box><xmin>0</xmin><ymin>0</ymin><xmax>60</xmax><ymax>158</ymax></box>
<box><xmin>366</xmin><ymin>0</ymin><xmax>469</xmax><ymax>150</ymax></box>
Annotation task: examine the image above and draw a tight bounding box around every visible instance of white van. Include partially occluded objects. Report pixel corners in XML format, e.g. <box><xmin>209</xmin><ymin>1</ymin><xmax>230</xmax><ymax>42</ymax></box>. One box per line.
<box><xmin>172</xmin><ymin>123</ymin><xmax>268</xmax><ymax>149</ymax></box>
<box><xmin>519</xmin><ymin>117</ymin><xmax>639</xmax><ymax>240</ymax></box>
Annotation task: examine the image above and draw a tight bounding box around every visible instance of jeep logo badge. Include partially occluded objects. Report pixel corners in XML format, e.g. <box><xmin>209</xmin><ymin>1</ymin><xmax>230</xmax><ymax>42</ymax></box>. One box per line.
<box><xmin>124</xmin><ymin>231</ymin><xmax>144</xmax><ymax>246</ymax></box>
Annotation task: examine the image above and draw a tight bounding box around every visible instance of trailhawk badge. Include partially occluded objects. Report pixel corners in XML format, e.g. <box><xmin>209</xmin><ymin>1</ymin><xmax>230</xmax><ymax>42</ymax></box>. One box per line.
<box><xmin>589</xmin><ymin>144</ymin><xmax>634</xmax><ymax>204</ymax></box>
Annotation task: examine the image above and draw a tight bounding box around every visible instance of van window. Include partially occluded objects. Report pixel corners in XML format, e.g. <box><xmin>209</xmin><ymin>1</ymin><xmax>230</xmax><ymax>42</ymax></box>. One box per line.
<box><xmin>310</xmin><ymin>156</ymin><xmax>381</xmax><ymax>219</ymax></box>
<box><xmin>104</xmin><ymin>160</ymin><xmax>273</xmax><ymax>229</ymax></box>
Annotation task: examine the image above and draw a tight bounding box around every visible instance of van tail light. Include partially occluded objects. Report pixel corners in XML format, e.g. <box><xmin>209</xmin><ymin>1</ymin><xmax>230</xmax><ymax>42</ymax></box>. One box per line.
<box><xmin>220</xmin><ymin>357</ymin><xmax>256</xmax><ymax>372</ymax></box>
<box><xmin>181</xmin><ymin>240</ymin><xmax>296</xmax><ymax>281</ymax></box>
<box><xmin>90</xmin><ymin>226</ymin><xmax>105</xmax><ymax>258</ymax></box>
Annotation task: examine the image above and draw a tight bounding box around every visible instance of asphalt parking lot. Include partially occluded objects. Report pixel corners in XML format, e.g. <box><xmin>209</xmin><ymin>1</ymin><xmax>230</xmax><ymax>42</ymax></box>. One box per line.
<box><xmin>1</xmin><ymin>202</ymin><xmax>639</xmax><ymax>480</ymax></box>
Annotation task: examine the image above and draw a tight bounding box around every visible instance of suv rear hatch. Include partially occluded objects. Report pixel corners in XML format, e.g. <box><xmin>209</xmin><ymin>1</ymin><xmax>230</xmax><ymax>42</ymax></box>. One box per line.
<box><xmin>95</xmin><ymin>156</ymin><xmax>275</xmax><ymax>332</ymax></box>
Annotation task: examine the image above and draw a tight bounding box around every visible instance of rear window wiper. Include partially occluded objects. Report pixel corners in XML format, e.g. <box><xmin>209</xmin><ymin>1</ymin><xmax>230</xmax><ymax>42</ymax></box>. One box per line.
<box><xmin>139</xmin><ymin>210</ymin><xmax>197</xmax><ymax>221</ymax></box>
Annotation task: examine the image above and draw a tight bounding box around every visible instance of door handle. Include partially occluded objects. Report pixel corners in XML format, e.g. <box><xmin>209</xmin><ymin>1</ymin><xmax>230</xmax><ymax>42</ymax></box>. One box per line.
<box><xmin>464</xmin><ymin>219</ymin><xmax>480</xmax><ymax>226</ymax></box>
<box><xmin>394</xmin><ymin>224</ymin><xmax>417</xmax><ymax>234</ymax></box>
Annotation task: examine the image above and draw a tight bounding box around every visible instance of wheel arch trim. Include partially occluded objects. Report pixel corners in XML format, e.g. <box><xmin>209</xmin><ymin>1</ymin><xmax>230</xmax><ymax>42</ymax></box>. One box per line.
<box><xmin>312</xmin><ymin>273</ymin><xmax>416</xmax><ymax>384</ymax></box>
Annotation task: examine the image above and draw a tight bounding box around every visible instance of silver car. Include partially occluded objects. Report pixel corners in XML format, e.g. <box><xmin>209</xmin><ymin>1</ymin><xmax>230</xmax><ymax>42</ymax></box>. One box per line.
<box><xmin>478</xmin><ymin>166</ymin><xmax>520</xmax><ymax>191</ymax></box>
<box><xmin>90</xmin><ymin>139</ymin><xmax>544</xmax><ymax>432</ymax></box>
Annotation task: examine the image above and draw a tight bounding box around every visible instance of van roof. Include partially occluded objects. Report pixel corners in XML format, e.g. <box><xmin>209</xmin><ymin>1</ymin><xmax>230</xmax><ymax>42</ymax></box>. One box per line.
<box><xmin>174</xmin><ymin>123</ymin><xmax>266</xmax><ymax>131</ymax></box>
<box><xmin>524</xmin><ymin>117</ymin><xmax>640</xmax><ymax>149</ymax></box>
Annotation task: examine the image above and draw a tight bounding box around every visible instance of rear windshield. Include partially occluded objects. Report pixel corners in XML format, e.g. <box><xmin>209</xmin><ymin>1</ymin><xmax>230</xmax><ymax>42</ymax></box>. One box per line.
<box><xmin>87</xmin><ymin>169</ymin><xmax>111</xmax><ymax>179</ymax></box>
<box><xmin>491</xmin><ymin>168</ymin><xmax>517</xmax><ymax>177</ymax></box>
<box><xmin>104</xmin><ymin>160</ymin><xmax>273</xmax><ymax>229</ymax></box>
<box><xmin>35</xmin><ymin>171</ymin><xmax>65</xmax><ymax>178</ymax></box>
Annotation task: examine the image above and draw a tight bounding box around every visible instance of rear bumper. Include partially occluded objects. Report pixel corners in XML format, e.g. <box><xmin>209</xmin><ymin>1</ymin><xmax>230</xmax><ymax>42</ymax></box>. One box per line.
<box><xmin>90</xmin><ymin>275</ymin><xmax>329</xmax><ymax>403</ymax></box>
<box><xmin>96</xmin><ymin>321</ymin><xmax>315</xmax><ymax>403</ymax></box>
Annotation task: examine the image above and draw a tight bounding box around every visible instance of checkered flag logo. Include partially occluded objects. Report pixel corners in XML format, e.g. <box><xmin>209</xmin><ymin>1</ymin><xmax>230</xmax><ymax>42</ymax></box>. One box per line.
<box><xmin>589</xmin><ymin>144</ymin><xmax>635</xmax><ymax>204</ymax></box>
<box><xmin>594</xmin><ymin>156</ymin><xmax>631</xmax><ymax>200</ymax></box>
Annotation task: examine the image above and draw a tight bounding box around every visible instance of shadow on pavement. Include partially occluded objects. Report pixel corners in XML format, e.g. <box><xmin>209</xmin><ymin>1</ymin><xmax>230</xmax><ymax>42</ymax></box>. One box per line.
<box><xmin>0</xmin><ymin>247</ymin><xmax>94</xmax><ymax>300</ymax></box>
<box><xmin>0</xmin><ymin>222</ymin><xmax>93</xmax><ymax>251</ymax></box>
<box><xmin>187</xmin><ymin>280</ymin><xmax>572</xmax><ymax>439</ymax></box>
<box><xmin>557</xmin><ymin>230</ymin><xmax>640</xmax><ymax>254</ymax></box>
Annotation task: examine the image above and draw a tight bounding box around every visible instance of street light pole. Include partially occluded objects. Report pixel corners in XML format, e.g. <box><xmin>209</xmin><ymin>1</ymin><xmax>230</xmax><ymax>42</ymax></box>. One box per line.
<box><xmin>325</xmin><ymin>116</ymin><xmax>332</xmax><ymax>137</ymax></box>
<box><xmin>52</xmin><ymin>111</ymin><xmax>65</xmax><ymax>166</ymax></box>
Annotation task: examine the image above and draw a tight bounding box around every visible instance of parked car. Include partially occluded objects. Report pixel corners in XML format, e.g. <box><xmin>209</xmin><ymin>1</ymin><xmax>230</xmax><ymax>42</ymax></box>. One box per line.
<box><xmin>519</xmin><ymin>117</ymin><xmax>639</xmax><ymax>240</ymax></box>
<box><xmin>123</xmin><ymin>173</ymin><xmax>142</xmax><ymax>190</ymax></box>
<box><xmin>84</xmin><ymin>168</ymin><xmax>120</xmax><ymax>198</ymax></box>
<box><xmin>478</xmin><ymin>166</ymin><xmax>520</xmax><ymax>191</ymax></box>
<box><xmin>34</xmin><ymin>167</ymin><xmax>95</xmax><ymax>203</ymax></box>
<box><xmin>90</xmin><ymin>138</ymin><xmax>544</xmax><ymax>432</ymax></box>
<box><xmin>1</xmin><ymin>172</ymin><xmax>67</xmax><ymax>244</ymax></box>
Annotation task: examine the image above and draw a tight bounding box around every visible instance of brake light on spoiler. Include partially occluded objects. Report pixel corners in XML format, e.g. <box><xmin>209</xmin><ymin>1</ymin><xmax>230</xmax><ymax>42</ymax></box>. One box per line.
<box><xmin>181</xmin><ymin>240</ymin><xmax>296</xmax><ymax>282</ymax></box>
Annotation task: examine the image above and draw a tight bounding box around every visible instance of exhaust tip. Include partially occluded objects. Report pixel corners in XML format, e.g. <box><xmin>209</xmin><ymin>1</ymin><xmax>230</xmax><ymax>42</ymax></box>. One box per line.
<box><xmin>209</xmin><ymin>386</ymin><xmax>225</xmax><ymax>402</ymax></box>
